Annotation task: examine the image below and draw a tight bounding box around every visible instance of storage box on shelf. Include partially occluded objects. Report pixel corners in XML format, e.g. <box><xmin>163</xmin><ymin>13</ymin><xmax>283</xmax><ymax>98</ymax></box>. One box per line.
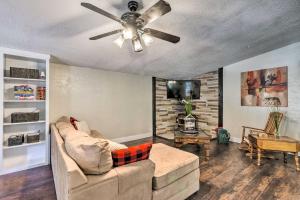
<box><xmin>0</xmin><ymin>47</ymin><xmax>50</xmax><ymax>175</ymax></box>
<box><xmin>27</xmin><ymin>132</ymin><xmax>40</xmax><ymax>143</ymax></box>
<box><xmin>10</xmin><ymin>67</ymin><xmax>40</xmax><ymax>79</ymax></box>
<box><xmin>11</xmin><ymin>112</ymin><xmax>39</xmax><ymax>123</ymax></box>
<box><xmin>7</xmin><ymin>134</ymin><xmax>24</xmax><ymax>146</ymax></box>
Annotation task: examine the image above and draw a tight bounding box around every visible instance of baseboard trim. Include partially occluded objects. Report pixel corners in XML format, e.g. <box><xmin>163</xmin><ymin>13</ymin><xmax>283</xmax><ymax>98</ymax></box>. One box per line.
<box><xmin>111</xmin><ymin>132</ymin><xmax>152</xmax><ymax>143</ymax></box>
<box><xmin>230</xmin><ymin>136</ymin><xmax>241</xmax><ymax>143</ymax></box>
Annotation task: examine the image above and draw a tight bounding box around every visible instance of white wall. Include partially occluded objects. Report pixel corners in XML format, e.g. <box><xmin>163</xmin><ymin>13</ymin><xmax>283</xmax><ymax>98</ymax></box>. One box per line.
<box><xmin>50</xmin><ymin>63</ymin><xmax>152</xmax><ymax>141</ymax></box>
<box><xmin>224</xmin><ymin>42</ymin><xmax>300</xmax><ymax>142</ymax></box>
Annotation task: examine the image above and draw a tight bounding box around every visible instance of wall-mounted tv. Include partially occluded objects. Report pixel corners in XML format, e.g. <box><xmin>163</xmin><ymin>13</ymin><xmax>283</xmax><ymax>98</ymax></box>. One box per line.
<box><xmin>167</xmin><ymin>80</ymin><xmax>201</xmax><ymax>99</ymax></box>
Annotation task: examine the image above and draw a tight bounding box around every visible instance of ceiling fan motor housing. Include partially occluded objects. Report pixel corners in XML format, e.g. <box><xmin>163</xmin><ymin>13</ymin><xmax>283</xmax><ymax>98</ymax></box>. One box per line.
<box><xmin>121</xmin><ymin>10</ymin><xmax>145</xmax><ymax>32</ymax></box>
<box><xmin>128</xmin><ymin>1</ymin><xmax>139</xmax><ymax>11</ymax></box>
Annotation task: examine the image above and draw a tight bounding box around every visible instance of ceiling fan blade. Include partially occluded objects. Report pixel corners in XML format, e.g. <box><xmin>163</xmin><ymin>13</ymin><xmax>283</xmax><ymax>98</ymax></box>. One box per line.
<box><xmin>144</xmin><ymin>28</ymin><xmax>180</xmax><ymax>43</ymax></box>
<box><xmin>89</xmin><ymin>29</ymin><xmax>123</xmax><ymax>40</ymax></box>
<box><xmin>140</xmin><ymin>0</ymin><xmax>171</xmax><ymax>25</ymax></box>
<box><xmin>81</xmin><ymin>2</ymin><xmax>124</xmax><ymax>24</ymax></box>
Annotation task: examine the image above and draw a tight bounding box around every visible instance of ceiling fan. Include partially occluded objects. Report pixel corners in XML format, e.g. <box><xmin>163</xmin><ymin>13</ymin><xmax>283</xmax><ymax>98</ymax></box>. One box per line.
<box><xmin>81</xmin><ymin>0</ymin><xmax>180</xmax><ymax>52</ymax></box>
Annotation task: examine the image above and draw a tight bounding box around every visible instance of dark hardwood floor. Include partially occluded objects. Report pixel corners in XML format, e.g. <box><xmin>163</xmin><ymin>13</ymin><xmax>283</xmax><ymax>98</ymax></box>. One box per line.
<box><xmin>1</xmin><ymin>137</ymin><xmax>300</xmax><ymax>200</ymax></box>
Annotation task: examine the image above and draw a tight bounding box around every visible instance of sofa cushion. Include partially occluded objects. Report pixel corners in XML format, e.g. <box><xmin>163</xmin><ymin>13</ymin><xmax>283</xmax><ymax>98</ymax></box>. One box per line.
<box><xmin>56</xmin><ymin>121</ymin><xmax>90</xmax><ymax>140</ymax></box>
<box><xmin>111</xmin><ymin>143</ymin><xmax>152</xmax><ymax>167</ymax></box>
<box><xmin>90</xmin><ymin>130</ymin><xmax>105</xmax><ymax>139</ymax></box>
<box><xmin>152</xmin><ymin>169</ymin><xmax>199</xmax><ymax>200</ymax></box>
<box><xmin>56</xmin><ymin>121</ymin><xmax>73</xmax><ymax>130</ymax></box>
<box><xmin>89</xmin><ymin>130</ymin><xmax>127</xmax><ymax>150</ymax></box>
<box><xmin>65</xmin><ymin>134</ymin><xmax>113</xmax><ymax>175</ymax></box>
<box><xmin>57</xmin><ymin>116</ymin><xmax>70</xmax><ymax>123</ymax></box>
<box><xmin>75</xmin><ymin>120</ymin><xmax>91</xmax><ymax>134</ymax></box>
<box><xmin>107</xmin><ymin>140</ymin><xmax>127</xmax><ymax>151</ymax></box>
<box><xmin>56</xmin><ymin>121</ymin><xmax>76</xmax><ymax>139</ymax></box>
<box><xmin>114</xmin><ymin>159</ymin><xmax>155</xmax><ymax>194</ymax></box>
<box><xmin>150</xmin><ymin>143</ymin><xmax>199</xmax><ymax>190</ymax></box>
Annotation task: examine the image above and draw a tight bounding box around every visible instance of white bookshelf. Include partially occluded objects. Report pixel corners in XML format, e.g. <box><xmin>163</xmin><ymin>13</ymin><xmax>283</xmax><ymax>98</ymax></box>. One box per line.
<box><xmin>0</xmin><ymin>47</ymin><xmax>50</xmax><ymax>175</ymax></box>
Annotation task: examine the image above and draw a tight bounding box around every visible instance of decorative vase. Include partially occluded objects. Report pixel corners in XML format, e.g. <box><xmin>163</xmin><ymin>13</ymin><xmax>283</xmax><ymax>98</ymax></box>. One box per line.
<box><xmin>183</xmin><ymin>115</ymin><xmax>196</xmax><ymax>131</ymax></box>
<box><xmin>275</xmin><ymin>129</ymin><xmax>280</xmax><ymax>138</ymax></box>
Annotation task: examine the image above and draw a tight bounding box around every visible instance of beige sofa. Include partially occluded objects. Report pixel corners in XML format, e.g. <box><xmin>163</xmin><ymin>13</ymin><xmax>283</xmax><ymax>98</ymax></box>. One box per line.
<box><xmin>51</xmin><ymin>124</ymin><xmax>200</xmax><ymax>200</ymax></box>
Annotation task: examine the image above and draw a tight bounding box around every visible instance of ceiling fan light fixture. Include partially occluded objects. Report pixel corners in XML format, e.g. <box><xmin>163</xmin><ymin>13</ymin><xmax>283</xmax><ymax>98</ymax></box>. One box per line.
<box><xmin>81</xmin><ymin>1</ymin><xmax>180</xmax><ymax>53</ymax></box>
<box><xmin>123</xmin><ymin>28</ymin><xmax>134</xmax><ymax>40</ymax></box>
<box><xmin>142</xmin><ymin>34</ymin><xmax>154</xmax><ymax>46</ymax></box>
<box><xmin>132</xmin><ymin>38</ymin><xmax>143</xmax><ymax>52</ymax></box>
<box><xmin>113</xmin><ymin>35</ymin><xmax>125</xmax><ymax>48</ymax></box>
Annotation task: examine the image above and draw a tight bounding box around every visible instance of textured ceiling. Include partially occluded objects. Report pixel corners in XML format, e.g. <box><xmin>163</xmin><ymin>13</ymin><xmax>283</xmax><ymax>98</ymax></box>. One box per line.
<box><xmin>0</xmin><ymin>0</ymin><xmax>300</xmax><ymax>79</ymax></box>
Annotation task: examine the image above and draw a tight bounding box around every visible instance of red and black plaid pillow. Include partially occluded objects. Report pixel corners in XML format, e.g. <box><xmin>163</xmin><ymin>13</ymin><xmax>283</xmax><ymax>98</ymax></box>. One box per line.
<box><xmin>70</xmin><ymin>117</ymin><xmax>78</xmax><ymax>130</ymax></box>
<box><xmin>111</xmin><ymin>143</ymin><xmax>152</xmax><ymax>167</ymax></box>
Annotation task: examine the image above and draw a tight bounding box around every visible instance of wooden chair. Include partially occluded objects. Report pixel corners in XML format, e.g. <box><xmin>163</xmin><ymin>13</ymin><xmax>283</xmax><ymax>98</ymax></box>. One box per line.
<box><xmin>239</xmin><ymin>112</ymin><xmax>284</xmax><ymax>150</ymax></box>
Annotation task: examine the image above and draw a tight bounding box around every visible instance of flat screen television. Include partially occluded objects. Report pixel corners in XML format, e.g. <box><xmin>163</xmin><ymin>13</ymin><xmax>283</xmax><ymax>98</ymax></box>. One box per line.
<box><xmin>167</xmin><ymin>80</ymin><xmax>201</xmax><ymax>99</ymax></box>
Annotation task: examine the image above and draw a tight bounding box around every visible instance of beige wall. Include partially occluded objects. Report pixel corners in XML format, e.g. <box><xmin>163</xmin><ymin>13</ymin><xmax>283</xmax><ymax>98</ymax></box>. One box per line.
<box><xmin>223</xmin><ymin>42</ymin><xmax>300</xmax><ymax>142</ymax></box>
<box><xmin>50</xmin><ymin>63</ymin><xmax>152</xmax><ymax>141</ymax></box>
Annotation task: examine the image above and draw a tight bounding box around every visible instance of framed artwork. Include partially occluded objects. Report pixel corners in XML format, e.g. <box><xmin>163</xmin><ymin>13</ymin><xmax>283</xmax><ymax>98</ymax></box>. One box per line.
<box><xmin>241</xmin><ymin>66</ymin><xmax>288</xmax><ymax>107</ymax></box>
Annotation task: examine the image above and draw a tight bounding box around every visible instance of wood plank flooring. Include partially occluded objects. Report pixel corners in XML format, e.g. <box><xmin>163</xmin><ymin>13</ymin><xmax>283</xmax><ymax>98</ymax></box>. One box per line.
<box><xmin>1</xmin><ymin>137</ymin><xmax>300</xmax><ymax>200</ymax></box>
<box><xmin>0</xmin><ymin>165</ymin><xmax>56</xmax><ymax>200</ymax></box>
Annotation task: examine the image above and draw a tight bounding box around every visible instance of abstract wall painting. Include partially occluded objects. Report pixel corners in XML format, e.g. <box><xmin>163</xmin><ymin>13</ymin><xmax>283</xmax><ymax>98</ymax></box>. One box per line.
<box><xmin>241</xmin><ymin>66</ymin><xmax>288</xmax><ymax>107</ymax></box>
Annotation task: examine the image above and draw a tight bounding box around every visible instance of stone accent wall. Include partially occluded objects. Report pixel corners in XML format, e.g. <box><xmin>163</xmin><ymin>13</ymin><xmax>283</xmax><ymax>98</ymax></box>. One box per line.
<box><xmin>155</xmin><ymin>71</ymin><xmax>219</xmax><ymax>137</ymax></box>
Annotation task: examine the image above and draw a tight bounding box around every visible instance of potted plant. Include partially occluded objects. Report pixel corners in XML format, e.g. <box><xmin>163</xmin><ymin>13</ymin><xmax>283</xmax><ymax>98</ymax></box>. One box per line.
<box><xmin>182</xmin><ymin>97</ymin><xmax>193</xmax><ymax>117</ymax></box>
<box><xmin>272</xmin><ymin>104</ymin><xmax>281</xmax><ymax>137</ymax></box>
<box><xmin>181</xmin><ymin>97</ymin><xmax>196</xmax><ymax>131</ymax></box>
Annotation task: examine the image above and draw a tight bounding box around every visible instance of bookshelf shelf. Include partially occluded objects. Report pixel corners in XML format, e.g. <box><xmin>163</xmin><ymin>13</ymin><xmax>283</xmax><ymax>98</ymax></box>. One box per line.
<box><xmin>3</xmin><ymin>141</ymin><xmax>46</xmax><ymax>150</ymax></box>
<box><xmin>4</xmin><ymin>100</ymin><xmax>45</xmax><ymax>103</ymax></box>
<box><xmin>4</xmin><ymin>77</ymin><xmax>46</xmax><ymax>82</ymax></box>
<box><xmin>3</xmin><ymin>120</ymin><xmax>46</xmax><ymax>126</ymax></box>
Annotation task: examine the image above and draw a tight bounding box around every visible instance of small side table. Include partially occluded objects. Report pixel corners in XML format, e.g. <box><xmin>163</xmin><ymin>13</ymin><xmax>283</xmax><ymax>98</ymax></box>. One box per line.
<box><xmin>249</xmin><ymin>134</ymin><xmax>300</xmax><ymax>171</ymax></box>
<box><xmin>174</xmin><ymin>130</ymin><xmax>211</xmax><ymax>160</ymax></box>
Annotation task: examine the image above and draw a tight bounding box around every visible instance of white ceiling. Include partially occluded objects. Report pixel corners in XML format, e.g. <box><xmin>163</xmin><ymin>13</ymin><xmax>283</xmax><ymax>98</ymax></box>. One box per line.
<box><xmin>0</xmin><ymin>0</ymin><xmax>300</xmax><ymax>79</ymax></box>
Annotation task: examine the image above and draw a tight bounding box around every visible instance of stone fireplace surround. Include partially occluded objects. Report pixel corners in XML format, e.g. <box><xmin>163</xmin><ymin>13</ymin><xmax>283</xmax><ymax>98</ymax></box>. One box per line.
<box><xmin>154</xmin><ymin>71</ymin><xmax>219</xmax><ymax>139</ymax></box>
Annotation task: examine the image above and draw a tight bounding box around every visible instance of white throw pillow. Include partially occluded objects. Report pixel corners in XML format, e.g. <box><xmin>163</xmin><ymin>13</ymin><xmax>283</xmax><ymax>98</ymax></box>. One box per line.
<box><xmin>75</xmin><ymin>121</ymin><xmax>91</xmax><ymax>134</ymax></box>
<box><xmin>107</xmin><ymin>140</ymin><xmax>127</xmax><ymax>151</ymax></box>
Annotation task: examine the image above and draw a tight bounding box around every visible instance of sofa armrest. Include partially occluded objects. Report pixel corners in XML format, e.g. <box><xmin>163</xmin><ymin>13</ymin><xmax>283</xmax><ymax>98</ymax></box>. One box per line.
<box><xmin>51</xmin><ymin>124</ymin><xmax>88</xmax><ymax>200</ymax></box>
<box><xmin>114</xmin><ymin>159</ymin><xmax>155</xmax><ymax>194</ymax></box>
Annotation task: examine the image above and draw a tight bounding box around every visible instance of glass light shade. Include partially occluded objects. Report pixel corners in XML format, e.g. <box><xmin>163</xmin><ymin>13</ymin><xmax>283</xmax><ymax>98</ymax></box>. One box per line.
<box><xmin>123</xmin><ymin>29</ymin><xmax>133</xmax><ymax>39</ymax></box>
<box><xmin>142</xmin><ymin>34</ymin><xmax>154</xmax><ymax>46</ymax></box>
<box><xmin>132</xmin><ymin>38</ymin><xmax>143</xmax><ymax>52</ymax></box>
<box><xmin>113</xmin><ymin>36</ymin><xmax>125</xmax><ymax>48</ymax></box>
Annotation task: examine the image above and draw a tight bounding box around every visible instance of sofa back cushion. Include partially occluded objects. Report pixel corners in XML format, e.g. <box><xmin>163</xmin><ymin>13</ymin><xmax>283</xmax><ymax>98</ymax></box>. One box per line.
<box><xmin>65</xmin><ymin>134</ymin><xmax>113</xmax><ymax>175</ymax></box>
<box><xmin>107</xmin><ymin>140</ymin><xmax>127</xmax><ymax>151</ymax></box>
<box><xmin>75</xmin><ymin>120</ymin><xmax>91</xmax><ymax>134</ymax></box>
<box><xmin>111</xmin><ymin>143</ymin><xmax>152</xmax><ymax>167</ymax></box>
<box><xmin>57</xmin><ymin>116</ymin><xmax>70</xmax><ymax>123</ymax></box>
<box><xmin>56</xmin><ymin>121</ymin><xmax>76</xmax><ymax>139</ymax></box>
